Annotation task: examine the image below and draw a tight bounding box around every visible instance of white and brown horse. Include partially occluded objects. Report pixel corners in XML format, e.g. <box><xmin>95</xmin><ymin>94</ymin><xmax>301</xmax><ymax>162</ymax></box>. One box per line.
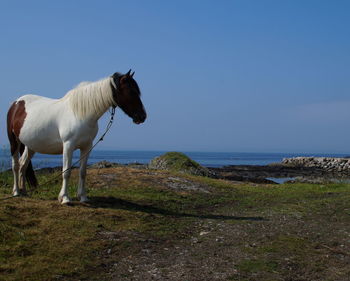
<box><xmin>7</xmin><ymin>70</ymin><xmax>146</xmax><ymax>204</ymax></box>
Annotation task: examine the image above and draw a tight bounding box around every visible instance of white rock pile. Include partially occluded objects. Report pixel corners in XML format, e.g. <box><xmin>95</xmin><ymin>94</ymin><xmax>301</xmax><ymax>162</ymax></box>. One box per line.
<box><xmin>282</xmin><ymin>157</ymin><xmax>350</xmax><ymax>173</ymax></box>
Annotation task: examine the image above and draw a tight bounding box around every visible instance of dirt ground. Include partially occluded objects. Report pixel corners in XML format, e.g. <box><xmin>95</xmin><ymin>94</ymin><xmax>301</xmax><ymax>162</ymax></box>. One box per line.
<box><xmin>84</xmin><ymin>167</ymin><xmax>350</xmax><ymax>281</ymax></box>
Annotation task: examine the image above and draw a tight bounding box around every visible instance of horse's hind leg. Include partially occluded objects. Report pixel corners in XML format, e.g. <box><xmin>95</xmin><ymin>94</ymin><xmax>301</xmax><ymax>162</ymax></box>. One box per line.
<box><xmin>18</xmin><ymin>146</ymin><xmax>35</xmax><ymax>195</ymax></box>
<box><xmin>12</xmin><ymin>145</ymin><xmax>20</xmax><ymax>196</ymax></box>
<box><xmin>77</xmin><ymin>144</ymin><xmax>92</xmax><ymax>203</ymax></box>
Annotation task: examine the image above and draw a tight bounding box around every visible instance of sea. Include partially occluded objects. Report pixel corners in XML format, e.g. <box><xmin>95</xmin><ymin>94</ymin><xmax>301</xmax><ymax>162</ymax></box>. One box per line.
<box><xmin>0</xmin><ymin>149</ymin><xmax>349</xmax><ymax>171</ymax></box>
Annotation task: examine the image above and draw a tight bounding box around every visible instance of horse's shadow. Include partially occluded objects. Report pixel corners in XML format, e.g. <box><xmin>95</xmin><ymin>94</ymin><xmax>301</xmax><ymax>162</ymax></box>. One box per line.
<box><xmin>82</xmin><ymin>196</ymin><xmax>265</xmax><ymax>222</ymax></box>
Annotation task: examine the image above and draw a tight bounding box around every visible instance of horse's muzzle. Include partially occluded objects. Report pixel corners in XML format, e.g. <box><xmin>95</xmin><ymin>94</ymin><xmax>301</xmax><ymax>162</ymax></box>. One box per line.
<box><xmin>133</xmin><ymin>113</ymin><xmax>146</xmax><ymax>124</ymax></box>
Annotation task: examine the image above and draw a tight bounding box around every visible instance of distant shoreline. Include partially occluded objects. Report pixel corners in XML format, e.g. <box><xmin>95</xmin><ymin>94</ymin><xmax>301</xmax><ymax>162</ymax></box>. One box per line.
<box><xmin>1</xmin><ymin>150</ymin><xmax>350</xmax><ymax>172</ymax></box>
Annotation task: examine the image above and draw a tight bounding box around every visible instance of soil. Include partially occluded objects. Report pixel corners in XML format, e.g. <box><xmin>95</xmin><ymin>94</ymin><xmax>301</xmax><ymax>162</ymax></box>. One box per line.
<box><xmin>78</xmin><ymin>166</ymin><xmax>349</xmax><ymax>281</ymax></box>
<box><xmin>100</xmin><ymin>214</ymin><xmax>350</xmax><ymax>281</ymax></box>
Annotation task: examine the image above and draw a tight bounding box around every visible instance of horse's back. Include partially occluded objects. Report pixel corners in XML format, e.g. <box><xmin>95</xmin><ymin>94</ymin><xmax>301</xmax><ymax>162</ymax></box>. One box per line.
<box><xmin>16</xmin><ymin>94</ymin><xmax>57</xmax><ymax>105</ymax></box>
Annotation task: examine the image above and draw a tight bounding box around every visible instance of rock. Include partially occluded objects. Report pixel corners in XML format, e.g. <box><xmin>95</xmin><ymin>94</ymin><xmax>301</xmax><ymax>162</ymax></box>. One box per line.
<box><xmin>88</xmin><ymin>160</ymin><xmax>120</xmax><ymax>169</ymax></box>
<box><xmin>211</xmin><ymin>159</ymin><xmax>350</xmax><ymax>184</ymax></box>
<box><xmin>149</xmin><ymin>152</ymin><xmax>216</xmax><ymax>178</ymax></box>
<box><xmin>281</xmin><ymin>157</ymin><xmax>350</xmax><ymax>175</ymax></box>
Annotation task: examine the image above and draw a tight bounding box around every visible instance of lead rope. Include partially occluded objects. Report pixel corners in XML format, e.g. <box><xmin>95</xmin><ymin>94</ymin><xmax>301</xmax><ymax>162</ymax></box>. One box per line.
<box><xmin>0</xmin><ymin>107</ymin><xmax>116</xmax><ymax>200</ymax></box>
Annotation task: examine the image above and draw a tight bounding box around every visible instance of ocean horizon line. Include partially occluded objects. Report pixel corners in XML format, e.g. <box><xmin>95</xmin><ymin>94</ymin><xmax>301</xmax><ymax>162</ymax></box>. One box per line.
<box><xmin>1</xmin><ymin>149</ymin><xmax>350</xmax><ymax>172</ymax></box>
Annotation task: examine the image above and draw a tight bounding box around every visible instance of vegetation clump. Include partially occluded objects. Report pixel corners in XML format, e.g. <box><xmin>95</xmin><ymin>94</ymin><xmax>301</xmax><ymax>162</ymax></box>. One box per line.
<box><xmin>149</xmin><ymin>152</ymin><xmax>215</xmax><ymax>177</ymax></box>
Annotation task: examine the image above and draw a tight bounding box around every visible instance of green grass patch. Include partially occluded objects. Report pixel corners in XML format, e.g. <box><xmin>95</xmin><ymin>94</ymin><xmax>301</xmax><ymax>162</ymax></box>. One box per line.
<box><xmin>228</xmin><ymin>182</ymin><xmax>350</xmax><ymax>214</ymax></box>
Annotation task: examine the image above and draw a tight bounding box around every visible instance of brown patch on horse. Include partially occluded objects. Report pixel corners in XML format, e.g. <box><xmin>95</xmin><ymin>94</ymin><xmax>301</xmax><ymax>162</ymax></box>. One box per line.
<box><xmin>7</xmin><ymin>100</ymin><xmax>37</xmax><ymax>187</ymax></box>
<box><xmin>7</xmin><ymin>100</ymin><xmax>27</xmax><ymax>155</ymax></box>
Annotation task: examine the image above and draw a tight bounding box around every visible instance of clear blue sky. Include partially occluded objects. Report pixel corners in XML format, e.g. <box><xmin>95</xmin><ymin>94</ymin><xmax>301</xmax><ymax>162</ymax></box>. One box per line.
<box><xmin>1</xmin><ymin>0</ymin><xmax>349</xmax><ymax>153</ymax></box>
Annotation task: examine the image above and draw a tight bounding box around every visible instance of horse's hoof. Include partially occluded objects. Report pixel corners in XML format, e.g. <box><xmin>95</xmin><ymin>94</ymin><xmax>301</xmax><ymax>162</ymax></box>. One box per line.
<box><xmin>58</xmin><ymin>196</ymin><xmax>71</xmax><ymax>205</ymax></box>
<box><xmin>20</xmin><ymin>190</ymin><xmax>28</xmax><ymax>196</ymax></box>
<box><xmin>79</xmin><ymin>195</ymin><xmax>89</xmax><ymax>203</ymax></box>
<box><xmin>13</xmin><ymin>191</ymin><xmax>20</xmax><ymax>197</ymax></box>
<box><xmin>61</xmin><ymin>198</ymin><xmax>71</xmax><ymax>205</ymax></box>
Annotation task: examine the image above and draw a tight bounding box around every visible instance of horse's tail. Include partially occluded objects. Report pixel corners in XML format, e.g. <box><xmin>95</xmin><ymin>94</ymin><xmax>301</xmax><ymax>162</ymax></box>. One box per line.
<box><xmin>19</xmin><ymin>144</ymin><xmax>38</xmax><ymax>188</ymax></box>
<box><xmin>25</xmin><ymin>161</ymin><xmax>38</xmax><ymax>188</ymax></box>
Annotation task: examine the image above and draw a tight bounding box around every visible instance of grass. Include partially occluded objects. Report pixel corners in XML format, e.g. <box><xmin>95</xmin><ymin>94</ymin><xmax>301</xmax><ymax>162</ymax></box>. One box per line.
<box><xmin>0</xmin><ymin>167</ymin><xmax>350</xmax><ymax>281</ymax></box>
<box><xmin>0</xmin><ymin>167</ymin><xmax>215</xmax><ymax>280</ymax></box>
<box><xmin>149</xmin><ymin>151</ymin><xmax>211</xmax><ymax>176</ymax></box>
<box><xmin>156</xmin><ymin>151</ymin><xmax>202</xmax><ymax>170</ymax></box>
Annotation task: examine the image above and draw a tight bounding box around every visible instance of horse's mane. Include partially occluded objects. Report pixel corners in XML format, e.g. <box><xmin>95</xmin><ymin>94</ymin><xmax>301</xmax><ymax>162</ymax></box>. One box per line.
<box><xmin>62</xmin><ymin>75</ymin><xmax>119</xmax><ymax>119</ymax></box>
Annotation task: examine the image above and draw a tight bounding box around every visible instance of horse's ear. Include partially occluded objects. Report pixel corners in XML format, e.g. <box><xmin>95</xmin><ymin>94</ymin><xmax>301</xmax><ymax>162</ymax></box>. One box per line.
<box><xmin>126</xmin><ymin>69</ymin><xmax>132</xmax><ymax>76</ymax></box>
<box><xmin>131</xmin><ymin>71</ymin><xmax>135</xmax><ymax>77</ymax></box>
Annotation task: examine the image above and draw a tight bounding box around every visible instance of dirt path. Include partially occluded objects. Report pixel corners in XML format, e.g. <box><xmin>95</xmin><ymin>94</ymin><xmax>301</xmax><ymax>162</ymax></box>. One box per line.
<box><xmin>100</xmin><ymin>208</ymin><xmax>350</xmax><ymax>281</ymax></box>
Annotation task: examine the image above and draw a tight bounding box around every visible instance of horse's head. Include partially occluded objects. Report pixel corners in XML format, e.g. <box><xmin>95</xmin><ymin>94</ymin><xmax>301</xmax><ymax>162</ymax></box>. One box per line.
<box><xmin>111</xmin><ymin>70</ymin><xmax>147</xmax><ymax>124</ymax></box>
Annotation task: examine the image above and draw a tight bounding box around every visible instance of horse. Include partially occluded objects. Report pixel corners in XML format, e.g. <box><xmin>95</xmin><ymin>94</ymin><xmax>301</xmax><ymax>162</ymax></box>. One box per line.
<box><xmin>6</xmin><ymin>70</ymin><xmax>146</xmax><ymax>204</ymax></box>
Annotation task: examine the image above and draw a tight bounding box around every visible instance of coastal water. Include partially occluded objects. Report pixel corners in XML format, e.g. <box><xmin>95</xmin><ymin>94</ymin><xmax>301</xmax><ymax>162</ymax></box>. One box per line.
<box><xmin>0</xmin><ymin>149</ymin><xmax>348</xmax><ymax>171</ymax></box>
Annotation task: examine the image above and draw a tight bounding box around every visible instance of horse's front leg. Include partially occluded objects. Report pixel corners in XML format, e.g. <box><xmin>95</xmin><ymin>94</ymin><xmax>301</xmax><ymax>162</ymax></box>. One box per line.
<box><xmin>77</xmin><ymin>144</ymin><xmax>92</xmax><ymax>203</ymax></box>
<box><xmin>58</xmin><ymin>142</ymin><xmax>74</xmax><ymax>204</ymax></box>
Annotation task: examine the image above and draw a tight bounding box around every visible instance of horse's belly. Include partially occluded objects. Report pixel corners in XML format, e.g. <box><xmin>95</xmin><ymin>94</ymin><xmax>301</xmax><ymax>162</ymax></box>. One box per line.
<box><xmin>19</xmin><ymin>125</ymin><xmax>63</xmax><ymax>154</ymax></box>
<box><xmin>28</xmin><ymin>140</ymin><xmax>63</xmax><ymax>154</ymax></box>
